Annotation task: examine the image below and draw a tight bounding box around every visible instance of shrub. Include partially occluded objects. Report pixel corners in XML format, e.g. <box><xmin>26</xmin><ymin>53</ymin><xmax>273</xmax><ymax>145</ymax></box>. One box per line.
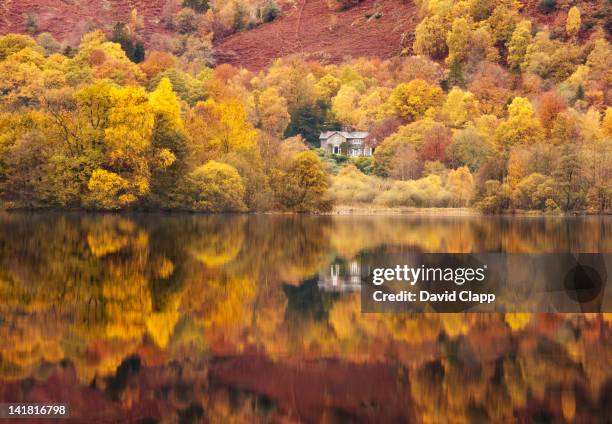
<box><xmin>327</xmin><ymin>0</ymin><xmax>364</xmax><ymax>12</ymax></box>
<box><xmin>233</xmin><ymin>1</ymin><xmax>249</xmax><ymax>32</ymax></box>
<box><xmin>374</xmin><ymin>175</ymin><xmax>451</xmax><ymax>207</ymax></box>
<box><xmin>111</xmin><ymin>22</ymin><xmax>145</xmax><ymax>63</ymax></box>
<box><xmin>183</xmin><ymin>0</ymin><xmax>209</xmax><ymax>13</ymax></box>
<box><xmin>25</xmin><ymin>14</ymin><xmax>39</xmax><ymax>35</ymax></box>
<box><xmin>474</xmin><ymin>180</ymin><xmax>511</xmax><ymax>213</ymax></box>
<box><xmin>581</xmin><ymin>19</ymin><xmax>595</xmax><ymax>32</ymax></box>
<box><xmin>331</xmin><ymin>165</ymin><xmax>378</xmax><ymax>204</ymax></box>
<box><xmin>365</xmin><ymin>11</ymin><xmax>383</xmax><ymax>20</ymax></box>
<box><xmin>537</xmin><ymin>0</ymin><xmax>556</xmax><ymax>15</ymax></box>
<box><xmin>36</xmin><ymin>33</ymin><xmax>63</xmax><ymax>55</ymax></box>
<box><xmin>260</xmin><ymin>0</ymin><xmax>281</xmax><ymax>23</ymax></box>
<box><xmin>185</xmin><ymin>161</ymin><xmax>246</xmax><ymax>212</ymax></box>
<box><xmin>511</xmin><ymin>173</ymin><xmax>557</xmax><ymax>210</ymax></box>
<box><xmin>175</xmin><ymin>8</ymin><xmax>200</xmax><ymax>34</ymax></box>
<box><xmin>351</xmin><ymin>157</ymin><xmax>373</xmax><ymax>175</ymax></box>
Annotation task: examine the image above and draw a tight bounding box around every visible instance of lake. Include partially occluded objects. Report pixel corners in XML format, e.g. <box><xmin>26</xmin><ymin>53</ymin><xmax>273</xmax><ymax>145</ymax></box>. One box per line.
<box><xmin>0</xmin><ymin>213</ymin><xmax>610</xmax><ymax>423</ymax></box>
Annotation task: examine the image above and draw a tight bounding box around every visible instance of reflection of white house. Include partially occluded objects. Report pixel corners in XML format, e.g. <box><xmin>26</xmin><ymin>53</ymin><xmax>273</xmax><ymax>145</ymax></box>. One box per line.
<box><xmin>318</xmin><ymin>260</ymin><xmax>363</xmax><ymax>292</ymax></box>
<box><xmin>320</xmin><ymin>131</ymin><xmax>372</xmax><ymax>157</ymax></box>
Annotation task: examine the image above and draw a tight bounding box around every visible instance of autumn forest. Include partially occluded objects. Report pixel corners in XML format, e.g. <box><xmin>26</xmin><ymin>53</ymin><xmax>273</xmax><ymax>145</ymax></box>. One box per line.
<box><xmin>0</xmin><ymin>0</ymin><xmax>611</xmax><ymax>214</ymax></box>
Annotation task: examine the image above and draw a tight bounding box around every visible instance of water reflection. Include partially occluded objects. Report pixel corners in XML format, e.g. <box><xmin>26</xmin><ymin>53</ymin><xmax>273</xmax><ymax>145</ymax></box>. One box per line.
<box><xmin>0</xmin><ymin>213</ymin><xmax>610</xmax><ymax>423</ymax></box>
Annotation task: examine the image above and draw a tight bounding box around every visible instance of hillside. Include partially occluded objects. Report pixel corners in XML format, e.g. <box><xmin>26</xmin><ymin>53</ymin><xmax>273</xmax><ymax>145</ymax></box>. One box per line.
<box><xmin>0</xmin><ymin>0</ymin><xmax>418</xmax><ymax>70</ymax></box>
<box><xmin>1</xmin><ymin>0</ymin><xmax>609</xmax><ymax>71</ymax></box>
<box><xmin>214</xmin><ymin>0</ymin><xmax>610</xmax><ymax>70</ymax></box>
<box><xmin>0</xmin><ymin>0</ymin><xmax>171</xmax><ymax>46</ymax></box>
<box><xmin>214</xmin><ymin>0</ymin><xmax>420</xmax><ymax>70</ymax></box>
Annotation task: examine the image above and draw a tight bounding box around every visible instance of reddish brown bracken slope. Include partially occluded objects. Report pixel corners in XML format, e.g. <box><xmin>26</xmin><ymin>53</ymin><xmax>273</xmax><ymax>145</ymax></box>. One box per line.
<box><xmin>0</xmin><ymin>0</ymin><xmax>418</xmax><ymax>70</ymax></box>
<box><xmin>214</xmin><ymin>0</ymin><xmax>420</xmax><ymax>71</ymax></box>
<box><xmin>2</xmin><ymin>0</ymin><xmax>607</xmax><ymax>71</ymax></box>
<box><xmin>0</xmin><ymin>0</ymin><xmax>170</xmax><ymax>46</ymax></box>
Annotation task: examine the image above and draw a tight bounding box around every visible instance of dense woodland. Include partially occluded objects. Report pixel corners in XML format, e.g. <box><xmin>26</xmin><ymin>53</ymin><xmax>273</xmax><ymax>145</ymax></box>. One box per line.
<box><xmin>0</xmin><ymin>0</ymin><xmax>611</xmax><ymax>212</ymax></box>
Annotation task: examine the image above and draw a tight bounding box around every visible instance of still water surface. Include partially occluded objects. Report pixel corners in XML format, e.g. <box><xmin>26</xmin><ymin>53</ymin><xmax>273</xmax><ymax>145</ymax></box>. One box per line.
<box><xmin>0</xmin><ymin>213</ymin><xmax>610</xmax><ymax>423</ymax></box>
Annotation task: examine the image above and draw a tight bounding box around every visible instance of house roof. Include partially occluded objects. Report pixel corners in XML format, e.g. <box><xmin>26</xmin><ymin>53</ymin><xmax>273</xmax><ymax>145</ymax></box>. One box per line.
<box><xmin>319</xmin><ymin>131</ymin><xmax>369</xmax><ymax>140</ymax></box>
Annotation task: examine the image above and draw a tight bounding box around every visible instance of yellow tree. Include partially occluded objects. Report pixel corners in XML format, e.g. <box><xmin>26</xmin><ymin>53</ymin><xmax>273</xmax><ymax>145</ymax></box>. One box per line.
<box><xmin>494</xmin><ymin>97</ymin><xmax>544</xmax><ymax>148</ymax></box>
<box><xmin>585</xmin><ymin>38</ymin><xmax>611</xmax><ymax>88</ymax></box>
<box><xmin>186</xmin><ymin>160</ymin><xmax>246</xmax><ymax>212</ymax></box>
<box><xmin>186</xmin><ymin>99</ymin><xmax>258</xmax><ymax>164</ymax></box>
<box><xmin>603</xmin><ymin>107</ymin><xmax>612</xmax><ymax>137</ymax></box>
<box><xmin>73</xmin><ymin>30</ymin><xmax>144</xmax><ymax>85</ymax></box>
<box><xmin>507</xmin><ymin>146</ymin><xmax>532</xmax><ymax>188</ymax></box>
<box><xmin>331</xmin><ymin>85</ymin><xmax>363</xmax><ymax>128</ymax></box>
<box><xmin>507</xmin><ymin>20</ymin><xmax>532</xmax><ymax>70</ymax></box>
<box><xmin>105</xmin><ymin>85</ymin><xmax>155</xmax><ymax>171</ymax></box>
<box><xmin>566</xmin><ymin>7</ymin><xmax>581</xmax><ymax>38</ymax></box>
<box><xmin>0</xmin><ymin>34</ymin><xmax>40</xmax><ymax>59</ymax></box>
<box><xmin>315</xmin><ymin>74</ymin><xmax>341</xmax><ymax>100</ymax></box>
<box><xmin>387</xmin><ymin>79</ymin><xmax>444</xmax><ymax>121</ymax></box>
<box><xmin>0</xmin><ymin>47</ymin><xmax>47</xmax><ymax>109</ymax></box>
<box><xmin>446</xmin><ymin>17</ymin><xmax>472</xmax><ymax>66</ymax></box>
<box><xmin>357</xmin><ymin>88</ymin><xmax>387</xmax><ymax>129</ymax></box>
<box><xmin>149</xmin><ymin>77</ymin><xmax>183</xmax><ymax>168</ymax></box>
<box><xmin>89</xmin><ymin>86</ymin><xmax>155</xmax><ymax>207</ymax></box>
<box><xmin>150</xmin><ymin>77</ymin><xmax>182</xmax><ymax>127</ymax></box>
<box><xmin>148</xmin><ymin>78</ymin><xmax>190</xmax><ymax>203</ymax></box>
<box><xmin>251</xmin><ymin>87</ymin><xmax>290</xmax><ymax>136</ymax></box>
<box><xmin>486</xmin><ymin>4</ymin><xmax>520</xmax><ymax>44</ymax></box>
<box><xmin>271</xmin><ymin>151</ymin><xmax>330</xmax><ymax>212</ymax></box>
<box><xmin>442</xmin><ymin>87</ymin><xmax>480</xmax><ymax>128</ymax></box>
<box><xmin>522</xmin><ymin>31</ymin><xmax>581</xmax><ymax>82</ymax></box>
<box><xmin>446</xmin><ymin>166</ymin><xmax>474</xmax><ymax>206</ymax></box>
<box><xmin>413</xmin><ymin>15</ymin><xmax>448</xmax><ymax>59</ymax></box>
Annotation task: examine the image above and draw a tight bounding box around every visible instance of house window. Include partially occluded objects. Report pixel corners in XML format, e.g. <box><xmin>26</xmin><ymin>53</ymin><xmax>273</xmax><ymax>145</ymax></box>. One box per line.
<box><xmin>353</xmin><ymin>139</ymin><xmax>362</xmax><ymax>145</ymax></box>
<box><xmin>333</xmin><ymin>146</ymin><xmax>340</xmax><ymax>154</ymax></box>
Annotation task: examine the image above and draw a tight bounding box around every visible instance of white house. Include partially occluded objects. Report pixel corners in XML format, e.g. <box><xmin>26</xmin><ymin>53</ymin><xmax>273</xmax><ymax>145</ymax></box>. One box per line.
<box><xmin>319</xmin><ymin>131</ymin><xmax>372</xmax><ymax>157</ymax></box>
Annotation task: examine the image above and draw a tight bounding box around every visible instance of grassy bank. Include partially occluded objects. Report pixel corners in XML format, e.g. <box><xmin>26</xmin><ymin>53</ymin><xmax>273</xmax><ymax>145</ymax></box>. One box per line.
<box><xmin>330</xmin><ymin>205</ymin><xmax>478</xmax><ymax>215</ymax></box>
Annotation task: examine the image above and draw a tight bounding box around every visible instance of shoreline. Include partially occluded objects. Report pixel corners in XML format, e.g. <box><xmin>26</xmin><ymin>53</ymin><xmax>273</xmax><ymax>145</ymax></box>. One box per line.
<box><xmin>329</xmin><ymin>206</ymin><xmax>479</xmax><ymax>216</ymax></box>
<box><xmin>1</xmin><ymin>206</ymin><xmax>610</xmax><ymax>217</ymax></box>
<box><xmin>328</xmin><ymin>205</ymin><xmax>612</xmax><ymax>217</ymax></box>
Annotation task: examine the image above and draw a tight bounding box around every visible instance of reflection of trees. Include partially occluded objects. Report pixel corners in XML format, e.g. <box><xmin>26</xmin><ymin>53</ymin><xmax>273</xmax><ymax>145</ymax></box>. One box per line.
<box><xmin>188</xmin><ymin>216</ymin><xmax>247</xmax><ymax>267</ymax></box>
<box><xmin>0</xmin><ymin>213</ymin><xmax>609</xmax><ymax>422</ymax></box>
<box><xmin>0</xmin><ymin>214</ymin><xmax>174</xmax><ymax>380</ymax></box>
<box><xmin>0</xmin><ymin>213</ymin><xmax>336</xmax><ymax>377</ymax></box>
<box><xmin>183</xmin><ymin>276</ymin><xmax>256</xmax><ymax>330</ymax></box>
<box><xmin>329</xmin><ymin>216</ymin><xmax>612</xmax><ymax>258</ymax></box>
<box><xmin>408</xmin><ymin>314</ymin><xmax>611</xmax><ymax>423</ymax></box>
<box><xmin>219</xmin><ymin>215</ymin><xmax>333</xmax><ymax>284</ymax></box>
